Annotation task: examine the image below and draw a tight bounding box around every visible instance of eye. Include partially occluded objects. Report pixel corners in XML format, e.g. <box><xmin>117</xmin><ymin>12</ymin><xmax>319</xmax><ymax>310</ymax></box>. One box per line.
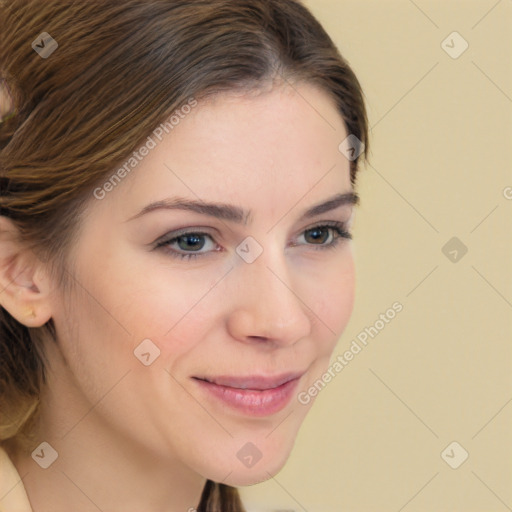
<box><xmin>154</xmin><ymin>221</ymin><xmax>352</xmax><ymax>261</ymax></box>
<box><xmin>155</xmin><ymin>231</ymin><xmax>218</xmax><ymax>260</ymax></box>
<box><xmin>296</xmin><ymin>222</ymin><xmax>352</xmax><ymax>249</ymax></box>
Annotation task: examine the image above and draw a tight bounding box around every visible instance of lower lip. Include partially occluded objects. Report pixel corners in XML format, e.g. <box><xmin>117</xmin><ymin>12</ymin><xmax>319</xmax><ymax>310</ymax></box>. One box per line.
<box><xmin>193</xmin><ymin>377</ymin><xmax>301</xmax><ymax>417</ymax></box>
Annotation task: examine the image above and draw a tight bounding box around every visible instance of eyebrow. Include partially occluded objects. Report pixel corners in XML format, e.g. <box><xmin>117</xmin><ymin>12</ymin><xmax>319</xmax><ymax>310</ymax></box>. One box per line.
<box><xmin>126</xmin><ymin>191</ymin><xmax>359</xmax><ymax>225</ymax></box>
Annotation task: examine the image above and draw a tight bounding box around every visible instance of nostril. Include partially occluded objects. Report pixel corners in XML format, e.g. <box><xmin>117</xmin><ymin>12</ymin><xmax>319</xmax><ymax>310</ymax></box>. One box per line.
<box><xmin>248</xmin><ymin>336</ymin><xmax>268</xmax><ymax>341</ymax></box>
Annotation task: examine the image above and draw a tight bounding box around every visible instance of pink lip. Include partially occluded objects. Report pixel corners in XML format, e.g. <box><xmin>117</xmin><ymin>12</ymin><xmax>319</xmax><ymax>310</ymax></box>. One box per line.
<box><xmin>192</xmin><ymin>372</ymin><xmax>304</xmax><ymax>417</ymax></box>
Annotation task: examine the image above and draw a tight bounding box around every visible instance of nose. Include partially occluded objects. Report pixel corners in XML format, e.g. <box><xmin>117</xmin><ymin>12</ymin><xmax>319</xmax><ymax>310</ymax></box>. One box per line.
<box><xmin>226</xmin><ymin>244</ymin><xmax>313</xmax><ymax>347</ymax></box>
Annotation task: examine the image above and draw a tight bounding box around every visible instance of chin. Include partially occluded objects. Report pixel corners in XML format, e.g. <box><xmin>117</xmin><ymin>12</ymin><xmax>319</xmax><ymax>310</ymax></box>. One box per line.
<box><xmin>221</xmin><ymin>457</ymin><xmax>289</xmax><ymax>487</ymax></box>
<box><xmin>203</xmin><ymin>436</ymin><xmax>296</xmax><ymax>487</ymax></box>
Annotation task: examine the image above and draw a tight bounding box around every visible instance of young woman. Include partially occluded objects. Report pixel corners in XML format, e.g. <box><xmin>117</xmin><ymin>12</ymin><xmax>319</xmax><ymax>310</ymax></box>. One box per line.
<box><xmin>0</xmin><ymin>1</ymin><xmax>369</xmax><ymax>510</ymax></box>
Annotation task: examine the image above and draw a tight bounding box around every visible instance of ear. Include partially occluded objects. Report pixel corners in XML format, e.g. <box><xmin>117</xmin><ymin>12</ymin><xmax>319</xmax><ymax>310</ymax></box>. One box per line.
<box><xmin>0</xmin><ymin>216</ymin><xmax>53</xmax><ymax>327</ymax></box>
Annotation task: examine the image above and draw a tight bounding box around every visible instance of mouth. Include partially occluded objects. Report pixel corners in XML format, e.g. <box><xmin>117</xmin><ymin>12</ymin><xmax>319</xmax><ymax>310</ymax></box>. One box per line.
<box><xmin>192</xmin><ymin>372</ymin><xmax>304</xmax><ymax>390</ymax></box>
<box><xmin>191</xmin><ymin>371</ymin><xmax>306</xmax><ymax>417</ymax></box>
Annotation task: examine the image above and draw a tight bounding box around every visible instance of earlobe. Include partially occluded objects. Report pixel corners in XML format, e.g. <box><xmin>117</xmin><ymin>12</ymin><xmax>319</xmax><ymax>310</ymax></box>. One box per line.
<box><xmin>0</xmin><ymin>216</ymin><xmax>53</xmax><ymax>327</ymax></box>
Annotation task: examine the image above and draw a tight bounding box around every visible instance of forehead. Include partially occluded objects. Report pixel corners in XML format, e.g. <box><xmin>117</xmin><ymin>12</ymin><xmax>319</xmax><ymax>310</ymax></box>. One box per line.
<box><xmin>91</xmin><ymin>83</ymin><xmax>351</xmax><ymax>222</ymax></box>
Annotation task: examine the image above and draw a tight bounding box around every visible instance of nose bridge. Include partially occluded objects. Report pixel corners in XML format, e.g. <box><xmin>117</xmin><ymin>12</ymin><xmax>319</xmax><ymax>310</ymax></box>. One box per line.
<box><xmin>227</xmin><ymin>237</ymin><xmax>312</xmax><ymax>344</ymax></box>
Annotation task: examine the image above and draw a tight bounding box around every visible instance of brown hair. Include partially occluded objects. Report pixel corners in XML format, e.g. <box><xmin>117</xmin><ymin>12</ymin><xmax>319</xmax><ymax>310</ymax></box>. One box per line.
<box><xmin>0</xmin><ymin>0</ymin><xmax>369</xmax><ymax>509</ymax></box>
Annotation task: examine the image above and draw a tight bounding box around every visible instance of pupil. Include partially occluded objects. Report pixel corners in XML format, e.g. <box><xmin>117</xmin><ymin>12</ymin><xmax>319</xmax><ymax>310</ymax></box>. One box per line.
<box><xmin>307</xmin><ymin>228</ymin><xmax>327</xmax><ymax>243</ymax></box>
<box><xmin>180</xmin><ymin>235</ymin><xmax>204</xmax><ymax>251</ymax></box>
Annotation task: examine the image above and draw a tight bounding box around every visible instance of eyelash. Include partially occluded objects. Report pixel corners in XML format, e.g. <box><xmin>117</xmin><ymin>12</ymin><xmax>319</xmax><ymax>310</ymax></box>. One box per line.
<box><xmin>154</xmin><ymin>221</ymin><xmax>352</xmax><ymax>261</ymax></box>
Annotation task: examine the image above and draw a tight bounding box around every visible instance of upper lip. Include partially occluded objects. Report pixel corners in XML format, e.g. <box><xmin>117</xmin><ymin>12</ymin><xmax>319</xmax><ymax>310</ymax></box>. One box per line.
<box><xmin>192</xmin><ymin>371</ymin><xmax>305</xmax><ymax>390</ymax></box>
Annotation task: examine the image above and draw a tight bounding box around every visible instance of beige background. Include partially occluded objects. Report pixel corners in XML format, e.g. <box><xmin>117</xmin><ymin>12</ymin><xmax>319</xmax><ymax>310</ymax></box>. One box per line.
<box><xmin>240</xmin><ymin>1</ymin><xmax>512</xmax><ymax>510</ymax></box>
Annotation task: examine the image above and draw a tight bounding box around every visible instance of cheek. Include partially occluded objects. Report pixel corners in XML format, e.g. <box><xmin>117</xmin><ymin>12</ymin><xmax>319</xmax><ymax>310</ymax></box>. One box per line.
<box><xmin>81</xmin><ymin>252</ymin><xmax>221</xmax><ymax>347</ymax></box>
<box><xmin>122</xmin><ymin>269</ymin><xmax>225</xmax><ymax>362</ymax></box>
<box><xmin>308</xmin><ymin>249</ymin><xmax>356</xmax><ymax>350</ymax></box>
<box><xmin>335</xmin><ymin>254</ymin><xmax>356</xmax><ymax>326</ymax></box>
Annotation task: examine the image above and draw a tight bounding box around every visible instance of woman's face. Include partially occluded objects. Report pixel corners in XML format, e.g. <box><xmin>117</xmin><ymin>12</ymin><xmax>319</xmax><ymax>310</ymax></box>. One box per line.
<box><xmin>45</xmin><ymin>82</ymin><xmax>357</xmax><ymax>486</ymax></box>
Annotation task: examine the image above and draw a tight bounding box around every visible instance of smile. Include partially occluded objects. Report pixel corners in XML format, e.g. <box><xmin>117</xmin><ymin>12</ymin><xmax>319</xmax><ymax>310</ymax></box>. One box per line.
<box><xmin>192</xmin><ymin>372</ymin><xmax>305</xmax><ymax>417</ymax></box>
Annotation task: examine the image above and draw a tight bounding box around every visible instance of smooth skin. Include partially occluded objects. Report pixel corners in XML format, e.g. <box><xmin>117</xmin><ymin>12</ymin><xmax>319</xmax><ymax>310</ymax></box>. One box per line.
<box><xmin>0</xmin><ymin>82</ymin><xmax>357</xmax><ymax>511</ymax></box>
